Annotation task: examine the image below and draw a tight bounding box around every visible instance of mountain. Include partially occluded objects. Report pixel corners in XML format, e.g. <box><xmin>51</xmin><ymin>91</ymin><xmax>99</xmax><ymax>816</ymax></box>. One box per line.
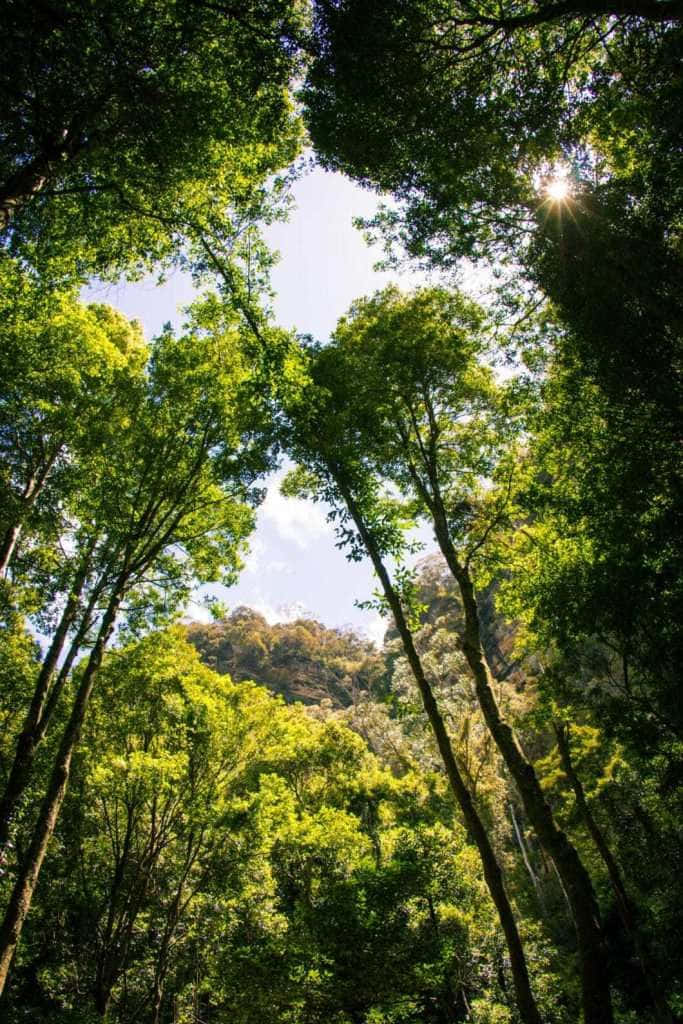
<box><xmin>186</xmin><ymin>606</ymin><xmax>386</xmax><ymax>707</ymax></box>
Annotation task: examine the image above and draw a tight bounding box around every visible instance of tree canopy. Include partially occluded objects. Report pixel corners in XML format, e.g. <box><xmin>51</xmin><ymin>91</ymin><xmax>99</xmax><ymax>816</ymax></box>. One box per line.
<box><xmin>0</xmin><ymin>0</ymin><xmax>304</xmax><ymax>277</ymax></box>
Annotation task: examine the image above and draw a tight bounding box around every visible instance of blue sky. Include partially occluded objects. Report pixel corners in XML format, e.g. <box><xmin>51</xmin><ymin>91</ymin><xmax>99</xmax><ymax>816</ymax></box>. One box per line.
<box><xmin>87</xmin><ymin>166</ymin><xmax>435</xmax><ymax>646</ymax></box>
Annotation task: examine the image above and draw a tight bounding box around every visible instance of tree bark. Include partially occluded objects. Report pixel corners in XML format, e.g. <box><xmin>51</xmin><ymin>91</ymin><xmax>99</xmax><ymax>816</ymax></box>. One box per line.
<box><xmin>0</xmin><ymin>130</ymin><xmax>84</xmax><ymax>231</ymax></box>
<box><xmin>93</xmin><ymin>802</ymin><xmax>138</xmax><ymax>1018</ymax></box>
<box><xmin>510</xmin><ymin>802</ymin><xmax>548</xmax><ymax>916</ymax></box>
<box><xmin>337</xmin><ymin>476</ymin><xmax>544</xmax><ymax>1024</ymax></box>
<box><xmin>0</xmin><ymin>587</ymin><xmax>122</xmax><ymax>996</ymax></box>
<box><xmin>0</xmin><ymin>524</ymin><xmax>22</xmax><ymax>578</ymax></box>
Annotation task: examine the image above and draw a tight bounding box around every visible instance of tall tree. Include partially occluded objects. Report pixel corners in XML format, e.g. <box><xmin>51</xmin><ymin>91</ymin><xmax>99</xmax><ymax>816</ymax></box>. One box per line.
<box><xmin>0</xmin><ymin>257</ymin><xmax>145</xmax><ymax>577</ymax></box>
<box><xmin>62</xmin><ymin>629</ymin><xmax>284</xmax><ymax>1021</ymax></box>
<box><xmin>282</xmin><ymin>345</ymin><xmax>545</xmax><ymax>1024</ymax></box>
<box><xmin>303</xmin><ymin>0</ymin><xmax>682</xmax><ymax>265</ymax></box>
<box><xmin>509</xmin><ymin>191</ymin><xmax>683</xmax><ymax>749</ymax></box>
<box><xmin>295</xmin><ymin>286</ymin><xmax>615</xmax><ymax>1023</ymax></box>
<box><xmin>0</xmin><ymin>292</ymin><xmax>281</xmax><ymax>993</ymax></box>
<box><xmin>0</xmin><ymin>0</ymin><xmax>304</xmax><ymax>277</ymax></box>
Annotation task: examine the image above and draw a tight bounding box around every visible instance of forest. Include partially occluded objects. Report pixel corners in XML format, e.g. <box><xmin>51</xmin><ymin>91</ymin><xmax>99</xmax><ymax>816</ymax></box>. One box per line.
<box><xmin>0</xmin><ymin>1</ymin><xmax>681</xmax><ymax>1022</ymax></box>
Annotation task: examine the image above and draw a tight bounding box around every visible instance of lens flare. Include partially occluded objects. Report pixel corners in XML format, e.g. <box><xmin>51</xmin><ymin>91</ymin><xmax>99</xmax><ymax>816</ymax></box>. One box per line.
<box><xmin>546</xmin><ymin>176</ymin><xmax>571</xmax><ymax>201</ymax></box>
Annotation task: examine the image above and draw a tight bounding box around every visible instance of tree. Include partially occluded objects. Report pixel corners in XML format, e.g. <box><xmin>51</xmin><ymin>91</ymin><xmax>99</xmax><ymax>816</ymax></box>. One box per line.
<box><xmin>5</xmin><ymin>622</ymin><xmax>539</xmax><ymax>1024</ymax></box>
<box><xmin>0</xmin><ymin>256</ymin><xmax>146</xmax><ymax>577</ymax></box>
<box><xmin>292</xmin><ymin>285</ymin><xmax>616</xmax><ymax>1023</ymax></box>
<box><xmin>0</xmin><ymin>290</ymin><xmax>282</xmax><ymax>994</ymax></box>
<box><xmin>507</xmin><ymin>190</ymin><xmax>683</xmax><ymax>749</ymax></box>
<box><xmin>303</xmin><ymin>0</ymin><xmax>682</xmax><ymax>265</ymax></box>
<box><xmin>281</xmin><ymin>337</ymin><xmax>545</xmax><ymax>1024</ymax></box>
<box><xmin>0</xmin><ymin>268</ymin><xmax>147</xmax><ymax>849</ymax></box>
<box><xmin>0</xmin><ymin>0</ymin><xmax>304</xmax><ymax>277</ymax></box>
<box><xmin>51</xmin><ymin>629</ymin><xmax>284</xmax><ymax>1021</ymax></box>
<box><xmin>303</xmin><ymin>0</ymin><xmax>683</xmax><ymax>785</ymax></box>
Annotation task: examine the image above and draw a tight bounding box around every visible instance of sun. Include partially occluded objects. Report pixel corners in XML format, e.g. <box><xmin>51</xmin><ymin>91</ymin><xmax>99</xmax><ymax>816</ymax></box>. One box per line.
<box><xmin>545</xmin><ymin>176</ymin><xmax>571</xmax><ymax>201</ymax></box>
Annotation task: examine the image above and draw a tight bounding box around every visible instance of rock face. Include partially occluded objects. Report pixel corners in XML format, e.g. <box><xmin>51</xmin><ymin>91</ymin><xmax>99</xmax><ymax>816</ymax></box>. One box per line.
<box><xmin>186</xmin><ymin>607</ymin><xmax>387</xmax><ymax>707</ymax></box>
<box><xmin>387</xmin><ymin>555</ymin><xmax>532</xmax><ymax>686</ymax></box>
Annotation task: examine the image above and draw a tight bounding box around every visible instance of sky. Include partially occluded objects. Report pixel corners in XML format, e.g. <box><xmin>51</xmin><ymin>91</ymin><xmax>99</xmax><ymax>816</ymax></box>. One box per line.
<box><xmin>86</xmin><ymin>167</ymin><xmax>436</xmax><ymax>647</ymax></box>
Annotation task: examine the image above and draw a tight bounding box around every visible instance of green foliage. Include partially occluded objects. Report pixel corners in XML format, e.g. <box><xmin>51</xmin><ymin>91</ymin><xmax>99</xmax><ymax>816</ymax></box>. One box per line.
<box><xmin>1</xmin><ymin>2</ymin><xmax>682</xmax><ymax>1019</ymax></box>
<box><xmin>2</xmin><ymin>628</ymin><xmax>531</xmax><ymax>1024</ymax></box>
<box><xmin>0</xmin><ymin>0</ymin><xmax>304</xmax><ymax>277</ymax></box>
<box><xmin>500</xmin><ymin>190</ymin><xmax>683</xmax><ymax>749</ymax></box>
<box><xmin>304</xmin><ymin>1</ymin><xmax>682</xmax><ymax>264</ymax></box>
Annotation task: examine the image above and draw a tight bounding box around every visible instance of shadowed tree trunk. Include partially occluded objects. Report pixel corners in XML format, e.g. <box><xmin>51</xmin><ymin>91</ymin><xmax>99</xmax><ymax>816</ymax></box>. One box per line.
<box><xmin>0</xmin><ymin>586</ymin><xmax>123</xmax><ymax>996</ymax></box>
<box><xmin>397</xmin><ymin>402</ymin><xmax>613</xmax><ymax>1023</ymax></box>
<box><xmin>0</xmin><ymin>131</ymin><xmax>86</xmax><ymax>231</ymax></box>
<box><xmin>555</xmin><ymin>722</ymin><xmax>678</xmax><ymax>1024</ymax></box>
<box><xmin>510</xmin><ymin>802</ymin><xmax>549</xmax><ymax>916</ymax></box>
<box><xmin>435</xmin><ymin>515</ymin><xmax>613</xmax><ymax>1024</ymax></box>
<box><xmin>0</xmin><ymin>539</ymin><xmax>105</xmax><ymax>848</ymax></box>
<box><xmin>0</xmin><ymin>446</ymin><xmax>62</xmax><ymax>575</ymax></box>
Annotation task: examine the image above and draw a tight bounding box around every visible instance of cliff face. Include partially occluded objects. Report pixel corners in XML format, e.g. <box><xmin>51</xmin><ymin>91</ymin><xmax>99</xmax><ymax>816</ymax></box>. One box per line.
<box><xmin>186</xmin><ymin>607</ymin><xmax>387</xmax><ymax>707</ymax></box>
<box><xmin>386</xmin><ymin>555</ymin><xmax>533</xmax><ymax>687</ymax></box>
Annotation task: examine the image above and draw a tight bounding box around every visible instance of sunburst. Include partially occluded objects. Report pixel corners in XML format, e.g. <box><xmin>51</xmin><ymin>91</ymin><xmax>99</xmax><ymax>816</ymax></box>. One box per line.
<box><xmin>545</xmin><ymin>176</ymin><xmax>571</xmax><ymax>201</ymax></box>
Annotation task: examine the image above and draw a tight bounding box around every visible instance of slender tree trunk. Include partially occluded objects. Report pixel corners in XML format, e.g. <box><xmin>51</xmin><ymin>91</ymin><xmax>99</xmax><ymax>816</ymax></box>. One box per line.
<box><xmin>150</xmin><ymin>833</ymin><xmax>202</xmax><ymax>1024</ymax></box>
<box><xmin>555</xmin><ymin>723</ymin><xmax>678</xmax><ymax>1024</ymax></box>
<box><xmin>0</xmin><ymin>524</ymin><xmax>22</xmax><ymax>578</ymax></box>
<box><xmin>0</xmin><ymin>130</ymin><xmax>84</xmax><ymax>230</ymax></box>
<box><xmin>93</xmin><ymin>985</ymin><xmax>112</xmax><ymax>1019</ymax></box>
<box><xmin>0</xmin><ymin>161</ymin><xmax>52</xmax><ymax>229</ymax></box>
<box><xmin>0</xmin><ymin>588</ymin><xmax>122</xmax><ymax>996</ymax></box>
<box><xmin>0</xmin><ymin>546</ymin><xmax>101</xmax><ymax>848</ymax></box>
<box><xmin>510</xmin><ymin>802</ymin><xmax>548</xmax><ymax>915</ymax></box>
<box><xmin>151</xmin><ymin>978</ymin><xmax>165</xmax><ymax>1024</ymax></box>
<box><xmin>433</xmin><ymin>511</ymin><xmax>612</xmax><ymax>1024</ymax></box>
<box><xmin>0</xmin><ymin>449</ymin><xmax>62</xmax><ymax>575</ymax></box>
<box><xmin>338</xmin><ymin>479</ymin><xmax>543</xmax><ymax>1024</ymax></box>
<box><xmin>93</xmin><ymin>804</ymin><xmax>138</xmax><ymax>1018</ymax></box>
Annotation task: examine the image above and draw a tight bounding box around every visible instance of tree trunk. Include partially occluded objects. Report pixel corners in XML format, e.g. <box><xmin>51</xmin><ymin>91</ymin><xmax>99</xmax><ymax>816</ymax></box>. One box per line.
<box><xmin>433</xmin><ymin>511</ymin><xmax>613</xmax><ymax>1024</ymax></box>
<box><xmin>0</xmin><ymin>589</ymin><xmax>122</xmax><ymax>996</ymax></box>
<box><xmin>150</xmin><ymin>835</ymin><xmax>201</xmax><ymax>1024</ymax></box>
<box><xmin>0</xmin><ymin>524</ymin><xmax>22</xmax><ymax>578</ymax></box>
<box><xmin>93</xmin><ymin>803</ymin><xmax>138</xmax><ymax>1019</ymax></box>
<box><xmin>555</xmin><ymin>723</ymin><xmax>678</xmax><ymax>1024</ymax></box>
<box><xmin>0</xmin><ymin>131</ymin><xmax>83</xmax><ymax>230</ymax></box>
<box><xmin>0</xmin><ymin>448</ymin><xmax>62</xmax><ymax>575</ymax></box>
<box><xmin>0</xmin><ymin>544</ymin><xmax>101</xmax><ymax>848</ymax></box>
<box><xmin>151</xmin><ymin>978</ymin><xmax>165</xmax><ymax>1024</ymax></box>
<box><xmin>510</xmin><ymin>802</ymin><xmax>548</xmax><ymax>916</ymax></box>
<box><xmin>337</xmin><ymin>478</ymin><xmax>544</xmax><ymax>1024</ymax></box>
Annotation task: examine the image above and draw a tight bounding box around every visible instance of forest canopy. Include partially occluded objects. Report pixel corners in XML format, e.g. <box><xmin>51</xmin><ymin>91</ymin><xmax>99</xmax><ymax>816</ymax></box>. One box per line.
<box><xmin>0</xmin><ymin>2</ymin><xmax>681</xmax><ymax>1023</ymax></box>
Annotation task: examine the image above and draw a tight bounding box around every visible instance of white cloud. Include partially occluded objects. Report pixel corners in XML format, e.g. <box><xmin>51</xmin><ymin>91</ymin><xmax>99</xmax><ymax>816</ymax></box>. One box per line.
<box><xmin>259</xmin><ymin>478</ymin><xmax>331</xmax><ymax>549</ymax></box>
<box><xmin>249</xmin><ymin>596</ymin><xmax>313</xmax><ymax>625</ymax></box>
<box><xmin>265</xmin><ymin>559</ymin><xmax>294</xmax><ymax>575</ymax></box>
<box><xmin>242</xmin><ymin>536</ymin><xmax>266</xmax><ymax>574</ymax></box>
<box><xmin>361</xmin><ymin>612</ymin><xmax>388</xmax><ymax>650</ymax></box>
